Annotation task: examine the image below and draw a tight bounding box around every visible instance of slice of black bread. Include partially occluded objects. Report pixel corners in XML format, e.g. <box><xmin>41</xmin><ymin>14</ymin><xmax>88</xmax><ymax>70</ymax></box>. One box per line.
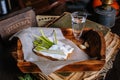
<box><xmin>80</xmin><ymin>28</ymin><xmax>106</xmax><ymax>60</ymax></box>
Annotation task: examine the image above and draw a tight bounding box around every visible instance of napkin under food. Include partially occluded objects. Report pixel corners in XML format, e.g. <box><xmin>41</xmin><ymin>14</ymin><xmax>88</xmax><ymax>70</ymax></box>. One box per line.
<box><xmin>10</xmin><ymin>27</ymin><xmax>89</xmax><ymax>75</ymax></box>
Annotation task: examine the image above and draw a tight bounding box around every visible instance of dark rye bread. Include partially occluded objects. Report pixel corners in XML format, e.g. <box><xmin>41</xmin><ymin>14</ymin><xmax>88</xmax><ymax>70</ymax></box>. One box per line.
<box><xmin>33</xmin><ymin>49</ymin><xmax>72</xmax><ymax>61</ymax></box>
<box><xmin>80</xmin><ymin>28</ymin><xmax>106</xmax><ymax>60</ymax></box>
<box><xmin>33</xmin><ymin>49</ymin><xmax>58</xmax><ymax>61</ymax></box>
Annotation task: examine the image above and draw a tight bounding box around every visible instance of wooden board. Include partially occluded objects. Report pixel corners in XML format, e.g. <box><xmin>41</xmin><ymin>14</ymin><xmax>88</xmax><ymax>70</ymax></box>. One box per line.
<box><xmin>16</xmin><ymin>28</ymin><xmax>106</xmax><ymax>73</ymax></box>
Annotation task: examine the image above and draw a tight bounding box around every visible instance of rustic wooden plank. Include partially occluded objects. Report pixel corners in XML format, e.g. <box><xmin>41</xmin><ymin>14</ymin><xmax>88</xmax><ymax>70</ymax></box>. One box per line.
<box><xmin>57</xmin><ymin>60</ymin><xmax>105</xmax><ymax>72</ymax></box>
<box><xmin>17</xmin><ymin>60</ymin><xmax>105</xmax><ymax>73</ymax></box>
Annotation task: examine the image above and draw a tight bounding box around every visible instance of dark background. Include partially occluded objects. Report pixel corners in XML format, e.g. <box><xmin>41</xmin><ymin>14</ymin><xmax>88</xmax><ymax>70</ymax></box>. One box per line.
<box><xmin>0</xmin><ymin>0</ymin><xmax>120</xmax><ymax>80</ymax></box>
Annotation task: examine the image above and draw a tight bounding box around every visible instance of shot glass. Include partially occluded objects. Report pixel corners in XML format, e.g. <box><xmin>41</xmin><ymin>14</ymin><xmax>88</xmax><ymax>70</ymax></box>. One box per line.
<box><xmin>71</xmin><ymin>11</ymin><xmax>87</xmax><ymax>40</ymax></box>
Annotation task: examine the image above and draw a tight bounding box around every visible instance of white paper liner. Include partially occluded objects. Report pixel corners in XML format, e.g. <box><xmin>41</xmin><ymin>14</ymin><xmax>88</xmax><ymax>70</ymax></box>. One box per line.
<box><xmin>10</xmin><ymin>27</ymin><xmax>89</xmax><ymax>75</ymax></box>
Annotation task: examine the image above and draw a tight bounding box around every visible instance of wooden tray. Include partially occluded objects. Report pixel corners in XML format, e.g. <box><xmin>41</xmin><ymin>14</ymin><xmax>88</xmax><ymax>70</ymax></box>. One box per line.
<box><xmin>15</xmin><ymin>28</ymin><xmax>106</xmax><ymax>73</ymax></box>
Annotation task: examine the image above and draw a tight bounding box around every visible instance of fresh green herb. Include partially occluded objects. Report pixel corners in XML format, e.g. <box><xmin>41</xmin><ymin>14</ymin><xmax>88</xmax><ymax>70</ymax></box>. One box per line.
<box><xmin>53</xmin><ymin>30</ymin><xmax>57</xmax><ymax>44</ymax></box>
<box><xmin>18</xmin><ymin>74</ymin><xmax>36</xmax><ymax>80</ymax></box>
<box><xmin>33</xmin><ymin>29</ymin><xmax>57</xmax><ymax>51</ymax></box>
